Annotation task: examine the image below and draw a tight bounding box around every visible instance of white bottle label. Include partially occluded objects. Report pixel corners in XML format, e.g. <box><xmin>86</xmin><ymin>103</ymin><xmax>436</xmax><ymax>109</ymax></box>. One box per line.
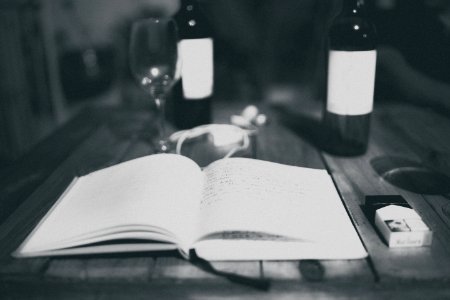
<box><xmin>179</xmin><ymin>38</ymin><xmax>213</xmax><ymax>100</ymax></box>
<box><xmin>327</xmin><ymin>50</ymin><xmax>377</xmax><ymax>115</ymax></box>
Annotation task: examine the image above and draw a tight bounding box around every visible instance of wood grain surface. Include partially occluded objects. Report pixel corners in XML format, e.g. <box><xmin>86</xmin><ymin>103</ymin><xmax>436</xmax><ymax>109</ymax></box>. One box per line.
<box><xmin>1</xmin><ymin>101</ymin><xmax>450</xmax><ymax>299</ymax></box>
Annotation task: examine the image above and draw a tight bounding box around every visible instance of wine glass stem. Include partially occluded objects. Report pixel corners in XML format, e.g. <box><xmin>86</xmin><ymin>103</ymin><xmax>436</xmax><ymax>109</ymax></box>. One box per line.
<box><xmin>154</xmin><ymin>95</ymin><xmax>169</xmax><ymax>152</ymax></box>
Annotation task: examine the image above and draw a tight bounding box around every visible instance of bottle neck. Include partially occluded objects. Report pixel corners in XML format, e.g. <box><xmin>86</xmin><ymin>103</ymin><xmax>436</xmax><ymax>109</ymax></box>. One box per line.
<box><xmin>341</xmin><ymin>0</ymin><xmax>366</xmax><ymax>15</ymax></box>
<box><xmin>329</xmin><ymin>0</ymin><xmax>376</xmax><ymax>50</ymax></box>
<box><xmin>179</xmin><ymin>0</ymin><xmax>199</xmax><ymax>14</ymax></box>
<box><xmin>176</xmin><ymin>0</ymin><xmax>211</xmax><ymax>39</ymax></box>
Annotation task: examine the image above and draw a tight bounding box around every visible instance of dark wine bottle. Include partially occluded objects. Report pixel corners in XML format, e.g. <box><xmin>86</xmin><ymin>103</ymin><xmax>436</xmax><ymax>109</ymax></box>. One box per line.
<box><xmin>323</xmin><ymin>0</ymin><xmax>377</xmax><ymax>156</ymax></box>
<box><xmin>173</xmin><ymin>0</ymin><xmax>213</xmax><ymax>129</ymax></box>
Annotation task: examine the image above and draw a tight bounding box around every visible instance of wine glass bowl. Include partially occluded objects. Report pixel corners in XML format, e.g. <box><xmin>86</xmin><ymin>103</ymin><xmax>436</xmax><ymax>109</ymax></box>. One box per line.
<box><xmin>129</xmin><ymin>18</ymin><xmax>179</xmax><ymax>152</ymax></box>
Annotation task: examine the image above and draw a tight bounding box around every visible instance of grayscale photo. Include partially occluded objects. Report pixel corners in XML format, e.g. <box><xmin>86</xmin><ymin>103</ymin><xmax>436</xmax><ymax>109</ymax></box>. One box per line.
<box><xmin>1</xmin><ymin>0</ymin><xmax>450</xmax><ymax>298</ymax></box>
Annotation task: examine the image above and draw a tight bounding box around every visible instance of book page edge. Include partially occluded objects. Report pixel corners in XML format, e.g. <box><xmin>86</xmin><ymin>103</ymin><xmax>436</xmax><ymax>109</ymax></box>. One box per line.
<box><xmin>12</xmin><ymin>177</ymin><xmax>80</xmax><ymax>258</ymax></box>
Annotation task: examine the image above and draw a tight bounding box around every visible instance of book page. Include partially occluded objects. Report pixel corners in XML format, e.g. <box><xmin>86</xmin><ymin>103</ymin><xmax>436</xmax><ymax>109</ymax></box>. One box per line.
<box><xmin>194</xmin><ymin>158</ymin><xmax>367</xmax><ymax>260</ymax></box>
<box><xmin>19</xmin><ymin>154</ymin><xmax>203</xmax><ymax>255</ymax></box>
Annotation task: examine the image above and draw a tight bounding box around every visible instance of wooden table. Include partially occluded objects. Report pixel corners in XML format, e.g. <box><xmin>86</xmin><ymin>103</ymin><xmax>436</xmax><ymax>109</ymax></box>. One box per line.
<box><xmin>1</xmin><ymin>98</ymin><xmax>450</xmax><ymax>299</ymax></box>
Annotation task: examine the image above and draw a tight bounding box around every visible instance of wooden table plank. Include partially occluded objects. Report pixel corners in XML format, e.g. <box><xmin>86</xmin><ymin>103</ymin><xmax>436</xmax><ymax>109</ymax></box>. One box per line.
<box><xmin>0</xmin><ymin>109</ymin><xmax>114</xmax><ymax>278</ymax></box>
<box><xmin>0</xmin><ymin>257</ymin><xmax>49</xmax><ymax>277</ymax></box>
<box><xmin>323</xmin><ymin>162</ymin><xmax>450</xmax><ymax>281</ymax></box>
<box><xmin>213</xmin><ymin>100</ymin><xmax>325</xmax><ymax>169</ymax></box>
<box><xmin>257</xmin><ymin>122</ymin><xmax>324</xmax><ymax>169</ymax></box>
<box><xmin>3</xmin><ymin>102</ymin><xmax>450</xmax><ymax>298</ymax></box>
<box><xmin>0</xmin><ymin>108</ymin><xmax>104</xmax><ymax>224</ymax></box>
<box><xmin>0</xmin><ymin>126</ymin><xmax>129</xmax><ymax>257</ymax></box>
<box><xmin>371</xmin><ymin>105</ymin><xmax>450</xmax><ymax>250</ymax></box>
<box><xmin>380</xmin><ymin>105</ymin><xmax>450</xmax><ymax>177</ymax></box>
<box><xmin>274</xmin><ymin>100</ymin><xmax>450</xmax><ymax>283</ymax></box>
<box><xmin>46</xmin><ymin>257</ymin><xmax>155</xmax><ymax>282</ymax></box>
<box><xmin>377</xmin><ymin>104</ymin><xmax>450</xmax><ymax>233</ymax></box>
<box><xmin>1</xmin><ymin>278</ymin><xmax>449</xmax><ymax>300</ymax></box>
<box><xmin>152</xmin><ymin>256</ymin><xmax>217</xmax><ymax>280</ymax></box>
<box><xmin>263</xmin><ymin>260</ymin><xmax>373</xmax><ymax>283</ymax></box>
<box><xmin>320</xmin><ymin>104</ymin><xmax>450</xmax><ymax>282</ymax></box>
<box><xmin>0</xmin><ymin>111</ymin><xmax>153</xmax><ymax>273</ymax></box>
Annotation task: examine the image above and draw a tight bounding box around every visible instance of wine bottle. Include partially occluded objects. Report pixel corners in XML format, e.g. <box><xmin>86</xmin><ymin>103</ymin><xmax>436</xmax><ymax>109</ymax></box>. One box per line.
<box><xmin>173</xmin><ymin>0</ymin><xmax>213</xmax><ymax>129</ymax></box>
<box><xmin>323</xmin><ymin>0</ymin><xmax>377</xmax><ymax>155</ymax></box>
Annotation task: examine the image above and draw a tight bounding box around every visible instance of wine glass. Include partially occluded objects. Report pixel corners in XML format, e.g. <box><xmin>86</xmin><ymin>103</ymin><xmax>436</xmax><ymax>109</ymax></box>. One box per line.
<box><xmin>129</xmin><ymin>18</ymin><xmax>179</xmax><ymax>153</ymax></box>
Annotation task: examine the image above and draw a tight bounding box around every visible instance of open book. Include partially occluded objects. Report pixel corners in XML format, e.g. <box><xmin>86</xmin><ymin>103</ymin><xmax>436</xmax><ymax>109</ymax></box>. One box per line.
<box><xmin>14</xmin><ymin>154</ymin><xmax>367</xmax><ymax>260</ymax></box>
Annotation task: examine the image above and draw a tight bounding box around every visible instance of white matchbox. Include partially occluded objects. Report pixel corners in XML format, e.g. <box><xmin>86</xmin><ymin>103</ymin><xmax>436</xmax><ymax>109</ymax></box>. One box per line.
<box><xmin>375</xmin><ymin>205</ymin><xmax>433</xmax><ymax>248</ymax></box>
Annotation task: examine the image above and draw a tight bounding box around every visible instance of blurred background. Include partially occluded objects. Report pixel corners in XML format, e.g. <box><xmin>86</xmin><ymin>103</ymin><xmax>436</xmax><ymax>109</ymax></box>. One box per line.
<box><xmin>1</xmin><ymin>0</ymin><xmax>449</xmax><ymax>165</ymax></box>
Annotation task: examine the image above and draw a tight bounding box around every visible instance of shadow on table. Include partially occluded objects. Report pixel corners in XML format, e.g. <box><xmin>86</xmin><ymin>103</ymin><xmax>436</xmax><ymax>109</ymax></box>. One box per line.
<box><xmin>274</xmin><ymin>105</ymin><xmax>450</xmax><ymax>197</ymax></box>
<box><xmin>271</xmin><ymin>104</ymin><xmax>327</xmax><ymax>151</ymax></box>
<box><xmin>51</xmin><ymin>249</ymin><xmax>271</xmax><ymax>290</ymax></box>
